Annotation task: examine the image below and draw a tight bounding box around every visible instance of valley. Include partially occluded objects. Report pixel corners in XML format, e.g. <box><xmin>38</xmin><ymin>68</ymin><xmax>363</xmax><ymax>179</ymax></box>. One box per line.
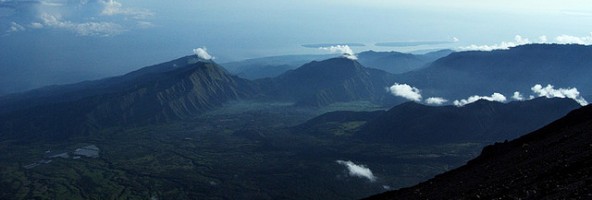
<box><xmin>0</xmin><ymin>44</ymin><xmax>590</xmax><ymax>199</ymax></box>
<box><xmin>0</xmin><ymin>101</ymin><xmax>483</xmax><ymax>199</ymax></box>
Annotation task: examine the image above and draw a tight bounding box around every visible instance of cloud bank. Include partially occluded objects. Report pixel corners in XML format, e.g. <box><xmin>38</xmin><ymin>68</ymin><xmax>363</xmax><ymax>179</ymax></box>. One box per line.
<box><xmin>453</xmin><ymin>93</ymin><xmax>507</xmax><ymax>107</ymax></box>
<box><xmin>320</xmin><ymin>45</ymin><xmax>357</xmax><ymax>60</ymax></box>
<box><xmin>193</xmin><ymin>47</ymin><xmax>213</xmax><ymax>60</ymax></box>
<box><xmin>388</xmin><ymin>83</ymin><xmax>422</xmax><ymax>102</ymax></box>
<box><xmin>336</xmin><ymin>160</ymin><xmax>376</xmax><ymax>182</ymax></box>
<box><xmin>459</xmin><ymin>35</ymin><xmax>531</xmax><ymax>51</ymax></box>
<box><xmin>531</xmin><ymin>84</ymin><xmax>588</xmax><ymax>106</ymax></box>
<box><xmin>459</xmin><ymin>33</ymin><xmax>592</xmax><ymax>51</ymax></box>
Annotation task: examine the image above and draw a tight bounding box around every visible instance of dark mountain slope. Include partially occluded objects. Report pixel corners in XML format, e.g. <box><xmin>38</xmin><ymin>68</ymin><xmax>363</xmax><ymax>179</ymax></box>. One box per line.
<box><xmin>0</xmin><ymin>55</ymin><xmax>201</xmax><ymax>114</ymax></box>
<box><xmin>366</xmin><ymin>104</ymin><xmax>592</xmax><ymax>200</ymax></box>
<box><xmin>357</xmin><ymin>49</ymin><xmax>453</xmax><ymax>74</ymax></box>
<box><xmin>358</xmin><ymin>98</ymin><xmax>580</xmax><ymax>144</ymax></box>
<box><xmin>259</xmin><ymin>57</ymin><xmax>398</xmax><ymax>106</ymax></box>
<box><xmin>398</xmin><ymin>44</ymin><xmax>592</xmax><ymax>99</ymax></box>
<box><xmin>0</xmin><ymin>61</ymin><xmax>257</xmax><ymax>141</ymax></box>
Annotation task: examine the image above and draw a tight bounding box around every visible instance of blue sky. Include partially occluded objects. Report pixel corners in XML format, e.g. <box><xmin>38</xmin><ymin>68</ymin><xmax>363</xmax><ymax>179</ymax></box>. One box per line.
<box><xmin>1</xmin><ymin>0</ymin><xmax>592</xmax><ymax>94</ymax></box>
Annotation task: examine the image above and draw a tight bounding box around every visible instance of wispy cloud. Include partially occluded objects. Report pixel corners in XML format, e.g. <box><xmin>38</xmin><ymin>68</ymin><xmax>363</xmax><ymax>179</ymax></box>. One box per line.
<box><xmin>7</xmin><ymin>21</ymin><xmax>24</xmax><ymax>32</ymax></box>
<box><xmin>320</xmin><ymin>45</ymin><xmax>357</xmax><ymax>60</ymax></box>
<box><xmin>1</xmin><ymin>0</ymin><xmax>152</xmax><ymax>36</ymax></box>
<box><xmin>336</xmin><ymin>160</ymin><xmax>376</xmax><ymax>182</ymax></box>
<box><xmin>99</xmin><ymin>0</ymin><xmax>153</xmax><ymax>19</ymax></box>
<box><xmin>453</xmin><ymin>93</ymin><xmax>507</xmax><ymax>107</ymax></box>
<box><xmin>40</xmin><ymin>13</ymin><xmax>125</xmax><ymax>36</ymax></box>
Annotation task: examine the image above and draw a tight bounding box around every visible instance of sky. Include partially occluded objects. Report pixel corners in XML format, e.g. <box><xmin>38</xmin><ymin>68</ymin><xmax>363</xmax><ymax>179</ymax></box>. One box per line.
<box><xmin>1</xmin><ymin>0</ymin><xmax>592</xmax><ymax>94</ymax></box>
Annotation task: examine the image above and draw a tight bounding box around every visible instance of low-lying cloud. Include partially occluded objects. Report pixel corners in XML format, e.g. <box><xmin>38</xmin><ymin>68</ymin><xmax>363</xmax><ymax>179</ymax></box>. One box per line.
<box><xmin>320</xmin><ymin>45</ymin><xmax>357</xmax><ymax>60</ymax></box>
<box><xmin>512</xmin><ymin>91</ymin><xmax>526</xmax><ymax>101</ymax></box>
<box><xmin>336</xmin><ymin>160</ymin><xmax>376</xmax><ymax>182</ymax></box>
<box><xmin>425</xmin><ymin>97</ymin><xmax>448</xmax><ymax>105</ymax></box>
<box><xmin>193</xmin><ymin>47</ymin><xmax>213</xmax><ymax>60</ymax></box>
<box><xmin>388</xmin><ymin>83</ymin><xmax>422</xmax><ymax>102</ymax></box>
<box><xmin>453</xmin><ymin>93</ymin><xmax>507</xmax><ymax>107</ymax></box>
<box><xmin>388</xmin><ymin>83</ymin><xmax>450</xmax><ymax>105</ymax></box>
<box><xmin>555</xmin><ymin>33</ymin><xmax>592</xmax><ymax>45</ymax></box>
<box><xmin>531</xmin><ymin>84</ymin><xmax>588</xmax><ymax>106</ymax></box>
<box><xmin>459</xmin><ymin>35</ymin><xmax>531</xmax><ymax>51</ymax></box>
<box><xmin>459</xmin><ymin>33</ymin><xmax>592</xmax><ymax>51</ymax></box>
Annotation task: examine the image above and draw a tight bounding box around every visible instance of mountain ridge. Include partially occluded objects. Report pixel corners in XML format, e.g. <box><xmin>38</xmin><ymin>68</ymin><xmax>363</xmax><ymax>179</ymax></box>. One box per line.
<box><xmin>365</xmin><ymin>104</ymin><xmax>592</xmax><ymax>199</ymax></box>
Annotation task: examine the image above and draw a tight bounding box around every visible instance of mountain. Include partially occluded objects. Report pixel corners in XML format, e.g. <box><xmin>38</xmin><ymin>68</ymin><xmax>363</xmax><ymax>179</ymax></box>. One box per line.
<box><xmin>0</xmin><ymin>59</ymin><xmax>257</xmax><ymax>141</ymax></box>
<box><xmin>222</xmin><ymin>54</ymin><xmax>336</xmax><ymax>79</ymax></box>
<box><xmin>221</xmin><ymin>49</ymin><xmax>452</xmax><ymax>80</ymax></box>
<box><xmin>357</xmin><ymin>98</ymin><xmax>580</xmax><ymax>144</ymax></box>
<box><xmin>258</xmin><ymin>57</ymin><xmax>398</xmax><ymax>106</ymax></box>
<box><xmin>0</xmin><ymin>55</ymin><xmax>202</xmax><ymax>115</ymax></box>
<box><xmin>397</xmin><ymin>44</ymin><xmax>592</xmax><ymax>99</ymax></box>
<box><xmin>365</xmin><ymin>104</ymin><xmax>592</xmax><ymax>200</ymax></box>
<box><xmin>357</xmin><ymin>49</ymin><xmax>453</xmax><ymax>74</ymax></box>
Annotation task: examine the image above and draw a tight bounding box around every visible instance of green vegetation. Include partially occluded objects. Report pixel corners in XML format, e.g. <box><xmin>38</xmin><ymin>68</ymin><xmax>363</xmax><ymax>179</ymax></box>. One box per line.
<box><xmin>0</xmin><ymin>101</ymin><xmax>485</xmax><ymax>200</ymax></box>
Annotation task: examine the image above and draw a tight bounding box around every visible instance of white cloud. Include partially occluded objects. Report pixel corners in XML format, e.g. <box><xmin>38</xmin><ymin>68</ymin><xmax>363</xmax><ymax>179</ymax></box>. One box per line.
<box><xmin>531</xmin><ymin>84</ymin><xmax>588</xmax><ymax>106</ymax></box>
<box><xmin>320</xmin><ymin>45</ymin><xmax>357</xmax><ymax>60</ymax></box>
<box><xmin>7</xmin><ymin>21</ymin><xmax>25</xmax><ymax>32</ymax></box>
<box><xmin>555</xmin><ymin>33</ymin><xmax>592</xmax><ymax>45</ymax></box>
<box><xmin>2</xmin><ymin>0</ymin><xmax>152</xmax><ymax>36</ymax></box>
<box><xmin>40</xmin><ymin>13</ymin><xmax>125</xmax><ymax>36</ymax></box>
<box><xmin>29</xmin><ymin>22</ymin><xmax>43</xmax><ymax>29</ymax></box>
<box><xmin>459</xmin><ymin>35</ymin><xmax>532</xmax><ymax>51</ymax></box>
<box><xmin>512</xmin><ymin>91</ymin><xmax>525</xmax><ymax>101</ymax></box>
<box><xmin>99</xmin><ymin>0</ymin><xmax>153</xmax><ymax>19</ymax></box>
<box><xmin>425</xmin><ymin>97</ymin><xmax>448</xmax><ymax>105</ymax></box>
<box><xmin>459</xmin><ymin>33</ymin><xmax>592</xmax><ymax>52</ymax></box>
<box><xmin>336</xmin><ymin>160</ymin><xmax>376</xmax><ymax>182</ymax></box>
<box><xmin>193</xmin><ymin>47</ymin><xmax>213</xmax><ymax>60</ymax></box>
<box><xmin>538</xmin><ymin>35</ymin><xmax>548</xmax><ymax>43</ymax></box>
<box><xmin>453</xmin><ymin>93</ymin><xmax>507</xmax><ymax>107</ymax></box>
<box><xmin>452</xmin><ymin>37</ymin><xmax>459</xmax><ymax>42</ymax></box>
<box><xmin>388</xmin><ymin>83</ymin><xmax>422</xmax><ymax>102</ymax></box>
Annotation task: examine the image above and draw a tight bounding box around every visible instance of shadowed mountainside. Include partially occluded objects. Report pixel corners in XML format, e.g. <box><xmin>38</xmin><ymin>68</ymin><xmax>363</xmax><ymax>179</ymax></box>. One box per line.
<box><xmin>0</xmin><ymin>60</ymin><xmax>257</xmax><ymax>141</ymax></box>
<box><xmin>358</xmin><ymin>98</ymin><xmax>580</xmax><ymax>144</ymax></box>
<box><xmin>365</xmin><ymin>104</ymin><xmax>592</xmax><ymax>200</ymax></box>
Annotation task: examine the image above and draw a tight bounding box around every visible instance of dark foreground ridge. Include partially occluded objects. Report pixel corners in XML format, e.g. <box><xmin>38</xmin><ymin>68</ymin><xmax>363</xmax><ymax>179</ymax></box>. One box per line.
<box><xmin>365</xmin><ymin>104</ymin><xmax>592</xmax><ymax>199</ymax></box>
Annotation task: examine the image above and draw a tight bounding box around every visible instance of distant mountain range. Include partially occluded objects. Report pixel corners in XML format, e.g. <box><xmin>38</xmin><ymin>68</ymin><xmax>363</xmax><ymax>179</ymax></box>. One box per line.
<box><xmin>397</xmin><ymin>44</ymin><xmax>592</xmax><ymax>99</ymax></box>
<box><xmin>357</xmin><ymin>49</ymin><xmax>453</xmax><ymax>74</ymax></box>
<box><xmin>0</xmin><ymin>60</ymin><xmax>257</xmax><ymax>140</ymax></box>
<box><xmin>365</xmin><ymin>104</ymin><xmax>592</xmax><ymax>199</ymax></box>
<box><xmin>222</xmin><ymin>50</ymin><xmax>453</xmax><ymax>80</ymax></box>
<box><xmin>297</xmin><ymin>98</ymin><xmax>580</xmax><ymax>144</ymax></box>
<box><xmin>1</xmin><ymin>44</ymin><xmax>591</xmax><ymax>142</ymax></box>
